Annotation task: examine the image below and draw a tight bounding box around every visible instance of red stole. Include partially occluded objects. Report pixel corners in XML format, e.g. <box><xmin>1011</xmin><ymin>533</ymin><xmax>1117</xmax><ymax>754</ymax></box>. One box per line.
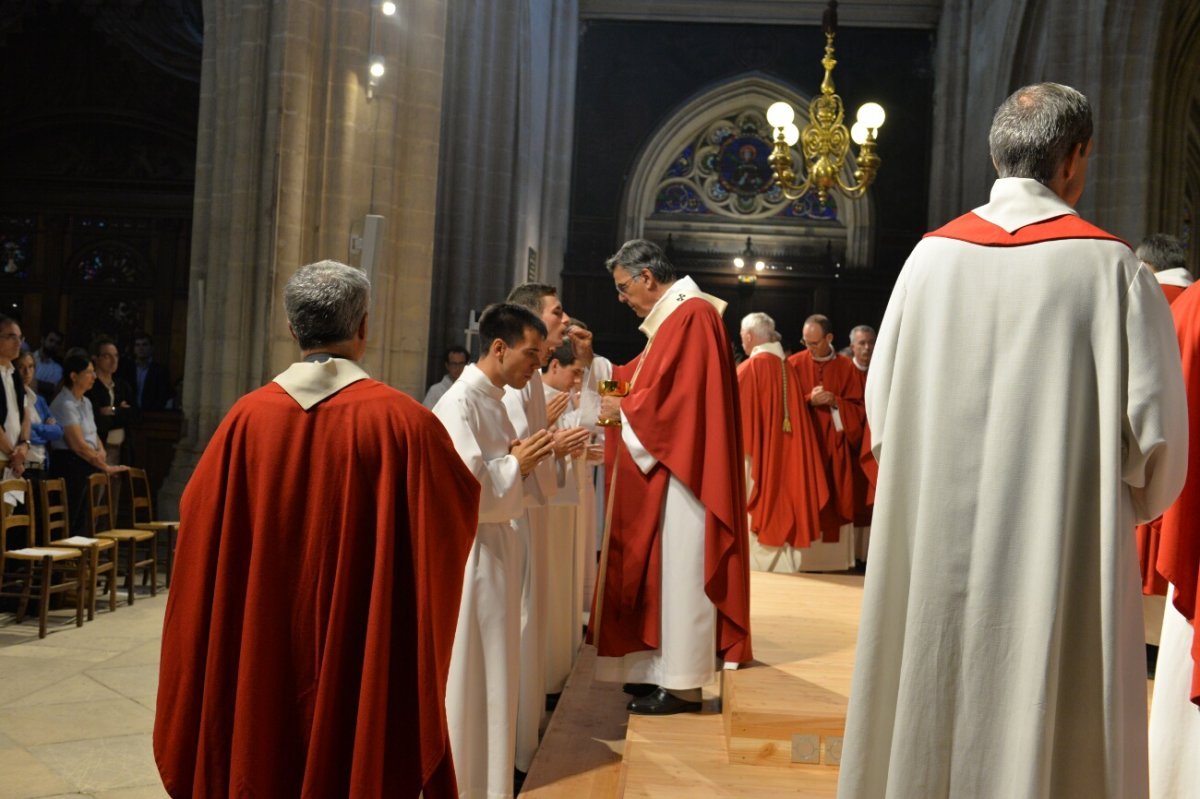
<box><xmin>737</xmin><ymin>351</ymin><xmax>827</xmax><ymax>548</ymax></box>
<box><xmin>1157</xmin><ymin>282</ymin><xmax>1200</xmax><ymax>705</ymax></box>
<box><xmin>590</xmin><ymin>298</ymin><xmax>752</xmax><ymax>664</ymax></box>
<box><xmin>925</xmin><ymin>211</ymin><xmax>1127</xmax><ymax>247</ymax></box>
<box><xmin>787</xmin><ymin>351</ymin><xmax>864</xmax><ymax>539</ymax></box>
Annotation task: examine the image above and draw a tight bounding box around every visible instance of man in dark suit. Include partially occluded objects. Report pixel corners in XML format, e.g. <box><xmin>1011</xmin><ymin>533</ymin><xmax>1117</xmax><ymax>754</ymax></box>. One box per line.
<box><xmin>119</xmin><ymin>333</ymin><xmax>173</xmax><ymax>411</ymax></box>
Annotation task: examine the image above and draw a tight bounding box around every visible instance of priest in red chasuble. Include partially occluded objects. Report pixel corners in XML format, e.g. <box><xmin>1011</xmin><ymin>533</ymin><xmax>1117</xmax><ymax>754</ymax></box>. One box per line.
<box><xmin>590</xmin><ymin>238</ymin><xmax>751</xmax><ymax>716</ymax></box>
<box><xmin>848</xmin><ymin>324</ymin><xmax>876</xmax><ymax>563</ymax></box>
<box><xmin>1135</xmin><ymin>233</ymin><xmax>1195</xmax><ymax>596</ymax></box>
<box><xmin>787</xmin><ymin>314</ymin><xmax>864</xmax><ymax>570</ymax></box>
<box><xmin>1150</xmin><ymin>280</ymin><xmax>1200</xmax><ymax>796</ymax></box>
<box><xmin>737</xmin><ymin>311</ymin><xmax>827</xmax><ymax>573</ymax></box>
<box><xmin>154</xmin><ymin>261</ymin><xmax>480</xmax><ymax>799</ymax></box>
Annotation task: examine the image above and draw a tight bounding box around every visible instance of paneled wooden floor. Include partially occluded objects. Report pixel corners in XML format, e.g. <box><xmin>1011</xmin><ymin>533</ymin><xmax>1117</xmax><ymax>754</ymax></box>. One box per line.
<box><xmin>523</xmin><ymin>571</ymin><xmax>864</xmax><ymax>797</ymax></box>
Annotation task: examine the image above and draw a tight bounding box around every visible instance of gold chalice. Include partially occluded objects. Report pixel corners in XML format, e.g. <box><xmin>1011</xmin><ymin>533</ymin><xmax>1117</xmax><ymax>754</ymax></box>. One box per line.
<box><xmin>597</xmin><ymin>379</ymin><xmax>629</xmax><ymax>427</ymax></box>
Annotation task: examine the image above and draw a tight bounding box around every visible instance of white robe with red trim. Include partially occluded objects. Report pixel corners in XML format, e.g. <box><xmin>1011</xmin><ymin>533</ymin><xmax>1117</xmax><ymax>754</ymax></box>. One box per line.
<box><xmin>840</xmin><ymin>178</ymin><xmax>1188</xmax><ymax>799</ymax></box>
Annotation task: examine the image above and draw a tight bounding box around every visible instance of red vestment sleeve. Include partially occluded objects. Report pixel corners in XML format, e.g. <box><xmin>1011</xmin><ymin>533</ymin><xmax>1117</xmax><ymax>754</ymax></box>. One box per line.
<box><xmin>592</xmin><ymin>300</ymin><xmax>753</xmax><ymax>664</ymax></box>
<box><xmin>154</xmin><ymin>381</ymin><xmax>480</xmax><ymax>798</ymax></box>
<box><xmin>1158</xmin><ymin>284</ymin><xmax>1200</xmax><ymax>705</ymax></box>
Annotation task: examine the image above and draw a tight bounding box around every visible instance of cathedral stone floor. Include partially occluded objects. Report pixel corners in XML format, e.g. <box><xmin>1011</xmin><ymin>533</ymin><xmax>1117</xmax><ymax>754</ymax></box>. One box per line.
<box><xmin>0</xmin><ymin>594</ymin><xmax>169</xmax><ymax>799</ymax></box>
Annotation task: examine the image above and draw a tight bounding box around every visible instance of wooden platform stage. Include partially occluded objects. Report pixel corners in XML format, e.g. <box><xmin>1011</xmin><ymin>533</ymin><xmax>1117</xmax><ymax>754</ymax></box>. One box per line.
<box><xmin>522</xmin><ymin>571</ymin><xmax>864</xmax><ymax>798</ymax></box>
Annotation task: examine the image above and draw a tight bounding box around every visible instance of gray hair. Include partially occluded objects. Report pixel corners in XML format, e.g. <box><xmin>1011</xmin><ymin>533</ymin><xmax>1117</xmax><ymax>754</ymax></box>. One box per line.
<box><xmin>988</xmin><ymin>83</ymin><xmax>1092</xmax><ymax>184</ymax></box>
<box><xmin>605</xmin><ymin>239</ymin><xmax>676</xmax><ymax>283</ymax></box>
<box><xmin>740</xmin><ymin>312</ymin><xmax>776</xmax><ymax>340</ymax></box>
<box><xmin>283</xmin><ymin>260</ymin><xmax>371</xmax><ymax>350</ymax></box>
<box><xmin>849</xmin><ymin>324</ymin><xmax>876</xmax><ymax>341</ymax></box>
<box><xmin>1136</xmin><ymin>233</ymin><xmax>1187</xmax><ymax>274</ymax></box>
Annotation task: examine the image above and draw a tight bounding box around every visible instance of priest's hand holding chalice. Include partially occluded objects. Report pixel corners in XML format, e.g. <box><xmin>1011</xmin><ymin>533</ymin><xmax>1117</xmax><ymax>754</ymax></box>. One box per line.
<box><xmin>598</xmin><ymin>379</ymin><xmax>629</xmax><ymax>427</ymax></box>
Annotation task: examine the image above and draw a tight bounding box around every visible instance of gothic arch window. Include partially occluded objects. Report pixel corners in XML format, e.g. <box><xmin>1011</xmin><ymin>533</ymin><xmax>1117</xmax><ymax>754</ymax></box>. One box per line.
<box><xmin>70</xmin><ymin>240</ymin><xmax>150</xmax><ymax>286</ymax></box>
<box><xmin>619</xmin><ymin>74</ymin><xmax>875</xmax><ymax>270</ymax></box>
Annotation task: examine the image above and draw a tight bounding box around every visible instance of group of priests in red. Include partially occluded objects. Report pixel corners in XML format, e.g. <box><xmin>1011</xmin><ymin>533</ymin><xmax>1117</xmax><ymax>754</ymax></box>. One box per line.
<box><xmin>737</xmin><ymin>311</ymin><xmax>876</xmax><ymax>574</ymax></box>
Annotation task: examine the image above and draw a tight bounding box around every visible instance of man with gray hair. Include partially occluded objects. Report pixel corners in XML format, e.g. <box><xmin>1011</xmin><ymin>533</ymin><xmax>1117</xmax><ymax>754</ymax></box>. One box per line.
<box><xmin>737</xmin><ymin>311</ymin><xmax>827</xmax><ymax>573</ymax></box>
<box><xmin>1137</xmin><ymin>232</ymin><xmax>1193</xmax><ymax>305</ymax></box>
<box><xmin>840</xmin><ymin>83</ymin><xmax>1188</xmax><ymax>798</ymax></box>
<box><xmin>591</xmin><ymin>238</ymin><xmax>752</xmax><ymax>715</ymax></box>
<box><xmin>155</xmin><ymin>260</ymin><xmax>481</xmax><ymax>798</ymax></box>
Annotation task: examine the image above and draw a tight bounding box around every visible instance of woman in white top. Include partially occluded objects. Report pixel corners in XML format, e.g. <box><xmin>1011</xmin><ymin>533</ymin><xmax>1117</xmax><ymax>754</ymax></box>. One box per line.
<box><xmin>50</xmin><ymin>349</ymin><xmax>125</xmax><ymax>533</ymax></box>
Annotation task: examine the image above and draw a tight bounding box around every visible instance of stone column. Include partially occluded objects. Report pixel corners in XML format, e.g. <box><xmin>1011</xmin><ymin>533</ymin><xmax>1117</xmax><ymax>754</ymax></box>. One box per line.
<box><xmin>928</xmin><ymin>0</ymin><xmax>1164</xmax><ymax>241</ymax></box>
<box><xmin>426</xmin><ymin>0</ymin><xmax>578</xmax><ymax>379</ymax></box>
<box><xmin>159</xmin><ymin>0</ymin><xmax>448</xmax><ymax>517</ymax></box>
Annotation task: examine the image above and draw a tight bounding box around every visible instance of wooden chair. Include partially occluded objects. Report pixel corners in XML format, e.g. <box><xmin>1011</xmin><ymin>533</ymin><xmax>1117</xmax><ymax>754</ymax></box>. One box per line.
<box><xmin>88</xmin><ymin>473</ymin><xmax>156</xmax><ymax>606</ymax></box>
<box><xmin>0</xmin><ymin>478</ymin><xmax>85</xmax><ymax>637</ymax></box>
<box><xmin>42</xmin><ymin>477</ymin><xmax>118</xmax><ymax>620</ymax></box>
<box><xmin>126</xmin><ymin>467</ymin><xmax>178</xmax><ymax>588</ymax></box>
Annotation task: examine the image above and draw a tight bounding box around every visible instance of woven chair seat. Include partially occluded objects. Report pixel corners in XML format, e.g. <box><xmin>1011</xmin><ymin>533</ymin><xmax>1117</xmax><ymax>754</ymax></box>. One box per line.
<box><xmin>50</xmin><ymin>536</ymin><xmax>117</xmax><ymax>551</ymax></box>
<box><xmin>134</xmin><ymin>521</ymin><xmax>177</xmax><ymax>531</ymax></box>
<box><xmin>96</xmin><ymin>528</ymin><xmax>157</xmax><ymax>543</ymax></box>
<box><xmin>6</xmin><ymin>546</ymin><xmax>81</xmax><ymax>561</ymax></box>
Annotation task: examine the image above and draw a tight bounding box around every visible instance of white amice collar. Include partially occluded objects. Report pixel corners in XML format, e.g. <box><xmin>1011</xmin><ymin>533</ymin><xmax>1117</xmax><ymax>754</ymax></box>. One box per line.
<box><xmin>1156</xmin><ymin>267</ymin><xmax>1195</xmax><ymax>289</ymax></box>
<box><xmin>973</xmin><ymin>177</ymin><xmax>1077</xmax><ymax>233</ymax></box>
<box><xmin>750</xmin><ymin>341</ymin><xmax>785</xmax><ymax>359</ymax></box>
<box><xmin>638</xmin><ymin>275</ymin><xmax>727</xmax><ymax>339</ymax></box>
<box><xmin>853</xmin><ymin>358</ymin><xmax>868</xmax><ymax>372</ymax></box>
<box><xmin>273</xmin><ymin>357</ymin><xmax>369</xmax><ymax>410</ymax></box>
<box><xmin>810</xmin><ymin>347</ymin><xmax>837</xmax><ymax>363</ymax></box>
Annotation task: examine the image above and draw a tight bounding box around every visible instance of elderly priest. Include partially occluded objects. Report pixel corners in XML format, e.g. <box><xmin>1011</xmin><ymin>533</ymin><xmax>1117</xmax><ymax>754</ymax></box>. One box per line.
<box><xmin>155</xmin><ymin>261</ymin><xmax>480</xmax><ymax>798</ymax></box>
<box><xmin>840</xmin><ymin>84</ymin><xmax>1187</xmax><ymax>799</ymax></box>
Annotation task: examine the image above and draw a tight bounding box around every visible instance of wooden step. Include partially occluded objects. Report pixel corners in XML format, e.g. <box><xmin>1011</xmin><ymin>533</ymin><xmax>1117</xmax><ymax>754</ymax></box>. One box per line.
<box><xmin>722</xmin><ymin>572</ymin><xmax>862</xmax><ymax>768</ymax></box>
<box><xmin>623</xmin><ymin>709</ymin><xmax>839</xmax><ymax>798</ymax></box>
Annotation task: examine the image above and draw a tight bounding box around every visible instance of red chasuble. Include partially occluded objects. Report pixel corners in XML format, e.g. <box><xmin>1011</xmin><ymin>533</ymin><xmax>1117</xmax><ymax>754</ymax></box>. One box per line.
<box><xmin>850</xmin><ymin>366</ymin><xmax>874</xmax><ymax>526</ymax></box>
<box><xmin>591</xmin><ymin>298</ymin><xmax>752</xmax><ymax>664</ymax></box>
<box><xmin>1137</xmin><ymin>280</ymin><xmax>1192</xmax><ymax>594</ymax></box>
<box><xmin>154</xmin><ymin>379</ymin><xmax>480</xmax><ymax>798</ymax></box>
<box><xmin>1162</xmin><ymin>283</ymin><xmax>1188</xmax><ymax>305</ymax></box>
<box><xmin>787</xmin><ymin>351</ymin><xmax>864</xmax><ymax>539</ymax></box>
<box><xmin>737</xmin><ymin>351</ymin><xmax>828</xmax><ymax>548</ymax></box>
<box><xmin>1157</xmin><ymin>282</ymin><xmax>1200</xmax><ymax>705</ymax></box>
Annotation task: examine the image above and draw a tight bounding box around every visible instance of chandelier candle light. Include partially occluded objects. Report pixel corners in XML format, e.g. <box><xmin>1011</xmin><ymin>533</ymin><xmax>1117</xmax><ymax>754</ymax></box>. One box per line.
<box><xmin>766</xmin><ymin>0</ymin><xmax>884</xmax><ymax>204</ymax></box>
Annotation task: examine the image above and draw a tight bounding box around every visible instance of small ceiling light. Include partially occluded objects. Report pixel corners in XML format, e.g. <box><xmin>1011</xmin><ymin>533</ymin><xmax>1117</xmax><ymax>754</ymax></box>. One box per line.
<box><xmin>369</xmin><ymin>59</ymin><xmax>385</xmax><ymax>78</ymax></box>
<box><xmin>381</xmin><ymin>1</ymin><xmax>397</xmax><ymax>15</ymax></box>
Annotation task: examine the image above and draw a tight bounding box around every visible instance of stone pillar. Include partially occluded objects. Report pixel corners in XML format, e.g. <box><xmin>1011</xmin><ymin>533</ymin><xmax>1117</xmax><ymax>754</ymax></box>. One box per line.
<box><xmin>928</xmin><ymin>0</ymin><xmax>1165</xmax><ymax>241</ymax></box>
<box><xmin>426</xmin><ymin>0</ymin><xmax>578</xmax><ymax>380</ymax></box>
<box><xmin>159</xmin><ymin>0</ymin><xmax>448</xmax><ymax>517</ymax></box>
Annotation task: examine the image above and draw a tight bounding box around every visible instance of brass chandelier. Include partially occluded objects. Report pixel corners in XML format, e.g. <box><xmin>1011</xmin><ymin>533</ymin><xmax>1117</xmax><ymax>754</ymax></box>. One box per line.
<box><xmin>767</xmin><ymin>0</ymin><xmax>885</xmax><ymax>204</ymax></box>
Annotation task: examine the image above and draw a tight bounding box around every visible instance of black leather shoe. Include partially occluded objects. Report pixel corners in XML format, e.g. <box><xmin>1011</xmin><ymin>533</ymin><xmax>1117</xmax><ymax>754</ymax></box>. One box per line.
<box><xmin>626</xmin><ymin>687</ymin><xmax>702</xmax><ymax>715</ymax></box>
<box><xmin>622</xmin><ymin>682</ymin><xmax>657</xmax><ymax>698</ymax></box>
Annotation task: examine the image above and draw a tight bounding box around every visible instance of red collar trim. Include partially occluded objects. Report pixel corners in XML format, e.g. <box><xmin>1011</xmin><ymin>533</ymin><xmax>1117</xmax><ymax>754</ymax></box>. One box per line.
<box><xmin>924</xmin><ymin>211</ymin><xmax>1129</xmax><ymax>248</ymax></box>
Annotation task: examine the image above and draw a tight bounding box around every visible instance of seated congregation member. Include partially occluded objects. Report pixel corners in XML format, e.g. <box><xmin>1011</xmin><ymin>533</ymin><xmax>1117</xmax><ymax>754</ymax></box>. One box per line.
<box><xmin>49</xmin><ymin>349</ymin><xmax>126</xmax><ymax>533</ymax></box>
<box><xmin>155</xmin><ymin>260</ymin><xmax>479</xmax><ymax>798</ymax></box>
<box><xmin>17</xmin><ymin>351</ymin><xmax>62</xmax><ymax>499</ymax></box>
<box><xmin>432</xmin><ymin>302</ymin><xmax>555</xmax><ymax>799</ymax></box>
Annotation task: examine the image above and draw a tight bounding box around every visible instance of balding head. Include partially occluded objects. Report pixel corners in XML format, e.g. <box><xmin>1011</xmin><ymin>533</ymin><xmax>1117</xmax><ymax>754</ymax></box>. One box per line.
<box><xmin>801</xmin><ymin>314</ymin><xmax>834</xmax><ymax>358</ymax></box>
